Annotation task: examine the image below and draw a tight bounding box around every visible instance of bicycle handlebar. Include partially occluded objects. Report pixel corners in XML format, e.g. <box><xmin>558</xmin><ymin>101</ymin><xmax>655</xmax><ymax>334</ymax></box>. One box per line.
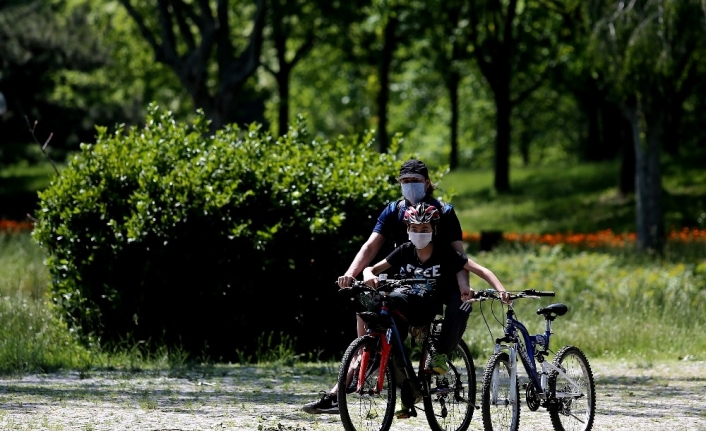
<box><xmin>337</xmin><ymin>278</ymin><xmax>437</xmax><ymax>294</ymax></box>
<box><xmin>474</xmin><ymin>288</ymin><xmax>555</xmax><ymax>301</ymax></box>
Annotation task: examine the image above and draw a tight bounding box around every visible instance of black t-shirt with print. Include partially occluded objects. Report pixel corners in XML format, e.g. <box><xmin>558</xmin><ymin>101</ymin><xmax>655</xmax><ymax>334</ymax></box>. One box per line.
<box><xmin>385</xmin><ymin>242</ymin><xmax>467</xmax><ymax>297</ymax></box>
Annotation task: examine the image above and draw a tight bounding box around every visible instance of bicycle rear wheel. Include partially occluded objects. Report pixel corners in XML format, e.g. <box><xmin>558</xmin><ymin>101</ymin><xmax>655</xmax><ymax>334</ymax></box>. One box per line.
<box><xmin>481</xmin><ymin>352</ymin><xmax>520</xmax><ymax>431</ymax></box>
<box><xmin>423</xmin><ymin>339</ymin><xmax>476</xmax><ymax>431</ymax></box>
<box><xmin>338</xmin><ymin>336</ymin><xmax>396</xmax><ymax>431</ymax></box>
<box><xmin>548</xmin><ymin>346</ymin><xmax>596</xmax><ymax>431</ymax></box>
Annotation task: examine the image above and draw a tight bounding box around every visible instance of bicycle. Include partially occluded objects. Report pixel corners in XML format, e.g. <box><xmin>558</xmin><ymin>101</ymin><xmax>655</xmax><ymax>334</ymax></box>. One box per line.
<box><xmin>337</xmin><ymin>278</ymin><xmax>476</xmax><ymax>431</ymax></box>
<box><xmin>474</xmin><ymin>289</ymin><xmax>596</xmax><ymax>431</ymax></box>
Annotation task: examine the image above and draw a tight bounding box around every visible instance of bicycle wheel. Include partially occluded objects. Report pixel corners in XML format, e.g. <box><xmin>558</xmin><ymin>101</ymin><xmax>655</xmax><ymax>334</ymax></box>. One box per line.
<box><xmin>423</xmin><ymin>339</ymin><xmax>476</xmax><ymax>431</ymax></box>
<box><xmin>481</xmin><ymin>352</ymin><xmax>520</xmax><ymax>431</ymax></box>
<box><xmin>548</xmin><ymin>346</ymin><xmax>596</xmax><ymax>431</ymax></box>
<box><xmin>338</xmin><ymin>336</ymin><xmax>396</xmax><ymax>431</ymax></box>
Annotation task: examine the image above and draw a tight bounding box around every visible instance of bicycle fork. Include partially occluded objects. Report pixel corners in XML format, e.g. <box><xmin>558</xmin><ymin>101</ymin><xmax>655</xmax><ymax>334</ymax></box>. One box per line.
<box><xmin>490</xmin><ymin>343</ymin><xmax>519</xmax><ymax>407</ymax></box>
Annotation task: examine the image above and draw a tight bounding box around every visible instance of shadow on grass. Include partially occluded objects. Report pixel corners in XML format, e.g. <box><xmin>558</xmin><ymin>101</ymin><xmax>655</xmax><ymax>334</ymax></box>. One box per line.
<box><xmin>0</xmin><ymin>174</ymin><xmax>50</xmax><ymax>220</ymax></box>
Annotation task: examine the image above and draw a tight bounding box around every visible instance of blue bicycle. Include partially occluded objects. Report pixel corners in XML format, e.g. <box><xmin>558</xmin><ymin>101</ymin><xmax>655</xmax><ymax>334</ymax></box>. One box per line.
<box><xmin>474</xmin><ymin>289</ymin><xmax>596</xmax><ymax>431</ymax></box>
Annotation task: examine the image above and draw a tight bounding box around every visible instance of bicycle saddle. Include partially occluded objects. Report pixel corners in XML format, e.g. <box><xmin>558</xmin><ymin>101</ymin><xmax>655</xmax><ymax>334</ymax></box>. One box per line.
<box><xmin>536</xmin><ymin>303</ymin><xmax>568</xmax><ymax>318</ymax></box>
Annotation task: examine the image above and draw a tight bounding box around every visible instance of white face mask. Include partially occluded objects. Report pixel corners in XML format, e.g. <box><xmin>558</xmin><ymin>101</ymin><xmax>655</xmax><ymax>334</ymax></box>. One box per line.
<box><xmin>401</xmin><ymin>182</ymin><xmax>426</xmax><ymax>204</ymax></box>
<box><xmin>408</xmin><ymin>232</ymin><xmax>433</xmax><ymax>249</ymax></box>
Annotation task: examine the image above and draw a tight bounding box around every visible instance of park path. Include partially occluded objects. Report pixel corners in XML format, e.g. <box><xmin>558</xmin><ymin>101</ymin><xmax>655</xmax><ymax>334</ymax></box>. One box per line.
<box><xmin>0</xmin><ymin>359</ymin><xmax>704</xmax><ymax>430</ymax></box>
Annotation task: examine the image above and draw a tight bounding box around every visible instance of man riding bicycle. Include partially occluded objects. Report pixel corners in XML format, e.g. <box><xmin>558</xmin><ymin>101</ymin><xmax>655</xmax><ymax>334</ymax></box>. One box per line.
<box><xmin>362</xmin><ymin>202</ymin><xmax>509</xmax><ymax>418</ymax></box>
<box><xmin>303</xmin><ymin>159</ymin><xmax>471</xmax><ymax>415</ymax></box>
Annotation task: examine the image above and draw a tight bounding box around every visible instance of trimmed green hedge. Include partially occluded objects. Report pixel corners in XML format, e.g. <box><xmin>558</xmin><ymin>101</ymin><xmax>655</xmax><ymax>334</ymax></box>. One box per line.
<box><xmin>33</xmin><ymin>106</ymin><xmax>430</xmax><ymax>360</ymax></box>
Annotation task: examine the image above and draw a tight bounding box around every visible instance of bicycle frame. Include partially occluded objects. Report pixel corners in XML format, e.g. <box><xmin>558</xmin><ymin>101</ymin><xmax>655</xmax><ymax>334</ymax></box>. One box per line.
<box><xmin>493</xmin><ymin>306</ymin><xmax>583</xmax><ymax>403</ymax></box>
<box><xmin>357</xmin><ymin>296</ymin><xmax>428</xmax><ymax>396</ymax></box>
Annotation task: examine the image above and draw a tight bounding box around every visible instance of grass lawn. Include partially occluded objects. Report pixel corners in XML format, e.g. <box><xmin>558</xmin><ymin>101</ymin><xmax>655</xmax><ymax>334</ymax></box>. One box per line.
<box><xmin>437</xmin><ymin>157</ymin><xmax>706</xmax><ymax>235</ymax></box>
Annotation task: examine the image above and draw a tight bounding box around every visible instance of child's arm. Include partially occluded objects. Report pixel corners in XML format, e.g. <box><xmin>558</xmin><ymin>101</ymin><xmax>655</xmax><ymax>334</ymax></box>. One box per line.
<box><xmin>362</xmin><ymin>260</ymin><xmax>392</xmax><ymax>289</ymax></box>
<box><xmin>455</xmin><ymin>270</ymin><xmax>474</xmax><ymax>302</ymax></box>
<box><xmin>463</xmin><ymin>258</ymin><xmax>511</xmax><ymax>303</ymax></box>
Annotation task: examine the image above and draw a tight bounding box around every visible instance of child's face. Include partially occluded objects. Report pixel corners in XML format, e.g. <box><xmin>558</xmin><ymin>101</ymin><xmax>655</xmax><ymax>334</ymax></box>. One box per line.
<box><xmin>408</xmin><ymin>223</ymin><xmax>433</xmax><ymax>233</ymax></box>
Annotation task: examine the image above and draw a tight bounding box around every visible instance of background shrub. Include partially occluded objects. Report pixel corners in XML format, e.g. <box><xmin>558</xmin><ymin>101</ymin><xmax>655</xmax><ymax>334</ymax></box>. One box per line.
<box><xmin>32</xmin><ymin>106</ymin><xmax>441</xmax><ymax>360</ymax></box>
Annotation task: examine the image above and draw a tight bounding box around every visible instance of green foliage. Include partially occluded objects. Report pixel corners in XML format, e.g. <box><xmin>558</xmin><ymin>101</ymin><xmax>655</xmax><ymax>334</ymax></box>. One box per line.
<box><xmin>32</xmin><ymin>105</ymin><xmax>423</xmax><ymax>360</ymax></box>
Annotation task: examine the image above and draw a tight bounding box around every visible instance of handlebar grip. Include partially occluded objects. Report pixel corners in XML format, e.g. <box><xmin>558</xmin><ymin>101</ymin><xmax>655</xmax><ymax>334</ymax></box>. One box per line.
<box><xmin>473</xmin><ymin>289</ymin><xmax>497</xmax><ymax>299</ymax></box>
<box><xmin>524</xmin><ymin>289</ymin><xmax>555</xmax><ymax>297</ymax></box>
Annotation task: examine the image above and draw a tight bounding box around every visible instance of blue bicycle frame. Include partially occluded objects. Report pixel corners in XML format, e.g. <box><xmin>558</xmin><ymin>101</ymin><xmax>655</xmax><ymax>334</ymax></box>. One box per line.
<box><xmin>493</xmin><ymin>301</ymin><xmax>581</xmax><ymax>405</ymax></box>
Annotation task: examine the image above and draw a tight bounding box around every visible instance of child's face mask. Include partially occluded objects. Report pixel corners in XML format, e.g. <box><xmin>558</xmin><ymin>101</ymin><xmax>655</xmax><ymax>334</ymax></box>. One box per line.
<box><xmin>408</xmin><ymin>231</ymin><xmax>432</xmax><ymax>249</ymax></box>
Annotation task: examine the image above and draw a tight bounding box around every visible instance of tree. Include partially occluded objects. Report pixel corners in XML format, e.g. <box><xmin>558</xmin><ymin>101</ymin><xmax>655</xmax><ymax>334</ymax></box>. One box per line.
<box><xmin>260</xmin><ymin>0</ymin><xmax>317</xmax><ymax>136</ymax></box>
<box><xmin>118</xmin><ymin>0</ymin><xmax>268</xmax><ymax>130</ymax></box>
<box><xmin>419</xmin><ymin>0</ymin><xmax>473</xmax><ymax>170</ymax></box>
<box><xmin>332</xmin><ymin>0</ymin><xmax>423</xmax><ymax>153</ymax></box>
<box><xmin>592</xmin><ymin>0</ymin><xmax>706</xmax><ymax>251</ymax></box>
<box><xmin>467</xmin><ymin>0</ymin><xmax>567</xmax><ymax>192</ymax></box>
<box><xmin>0</xmin><ymin>1</ymin><xmax>106</xmax><ymax>163</ymax></box>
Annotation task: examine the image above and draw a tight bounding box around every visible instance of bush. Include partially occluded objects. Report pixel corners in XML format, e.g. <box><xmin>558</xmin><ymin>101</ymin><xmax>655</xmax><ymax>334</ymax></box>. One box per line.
<box><xmin>33</xmin><ymin>106</ymin><xmax>429</xmax><ymax>360</ymax></box>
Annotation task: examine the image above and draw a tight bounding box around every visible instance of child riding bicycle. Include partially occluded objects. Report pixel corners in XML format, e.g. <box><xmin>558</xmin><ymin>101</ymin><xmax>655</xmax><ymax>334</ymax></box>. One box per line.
<box><xmin>362</xmin><ymin>202</ymin><xmax>510</xmax><ymax>418</ymax></box>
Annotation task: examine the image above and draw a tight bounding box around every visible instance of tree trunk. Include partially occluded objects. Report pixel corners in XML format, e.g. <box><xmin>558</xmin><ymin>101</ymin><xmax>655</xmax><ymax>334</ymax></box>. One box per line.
<box><xmin>494</xmin><ymin>90</ymin><xmax>512</xmax><ymax>193</ymax></box>
<box><xmin>625</xmin><ymin>97</ymin><xmax>664</xmax><ymax>252</ymax></box>
<box><xmin>278</xmin><ymin>74</ymin><xmax>290</xmax><ymax>136</ymax></box>
<box><xmin>376</xmin><ymin>16</ymin><xmax>397</xmax><ymax>153</ymax></box>
<box><xmin>578</xmin><ymin>81</ymin><xmax>604</xmax><ymax>162</ymax></box>
<box><xmin>618</xmin><ymin>127</ymin><xmax>635</xmax><ymax>196</ymax></box>
<box><xmin>447</xmin><ymin>71</ymin><xmax>460</xmax><ymax>170</ymax></box>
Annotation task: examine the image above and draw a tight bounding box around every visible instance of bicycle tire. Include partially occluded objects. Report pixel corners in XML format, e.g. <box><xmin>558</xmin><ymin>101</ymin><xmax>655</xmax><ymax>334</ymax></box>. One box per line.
<box><xmin>481</xmin><ymin>351</ymin><xmax>520</xmax><ymax>431</ymax></box>
<box><xmin>423</xmin><ymin>339</ymin><xmax>476</xmax><ymax>431</ymax></box>
<box><xmin>548</xmin><ymin>345</ymin><xmax>596</xmax><ymax>431</ymax></box>
<box><xmin>338</xmin><ymin>336</ymin><xmax>396</xmax><ymax>431</ymax></box>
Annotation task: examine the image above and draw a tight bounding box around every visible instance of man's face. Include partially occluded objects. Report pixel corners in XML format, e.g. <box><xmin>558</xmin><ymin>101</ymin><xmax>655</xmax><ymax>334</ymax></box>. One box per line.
<box><xmin>399</xmin><ymin>177</ymin><xmax>429</xmax><ymax>189</ymax></box>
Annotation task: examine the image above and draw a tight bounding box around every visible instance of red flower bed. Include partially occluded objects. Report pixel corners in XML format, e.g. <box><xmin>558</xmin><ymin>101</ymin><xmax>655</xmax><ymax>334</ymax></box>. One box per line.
<box><xmin>463</xmin><ymin>228</ymin><xmax>706</xmax><ymax>248</ymax></box>
<box><xmin>0</xmin><ymin>219</ymin><xmax>34</xmax><ymax>233</ymax></box>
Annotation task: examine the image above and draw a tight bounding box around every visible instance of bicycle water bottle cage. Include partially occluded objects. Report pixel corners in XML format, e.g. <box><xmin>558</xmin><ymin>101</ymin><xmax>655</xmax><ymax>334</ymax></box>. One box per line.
<box><xmin>536</xmin><ymin>303</ymin><xmax>568</xmax><ymax>320</ymax></box>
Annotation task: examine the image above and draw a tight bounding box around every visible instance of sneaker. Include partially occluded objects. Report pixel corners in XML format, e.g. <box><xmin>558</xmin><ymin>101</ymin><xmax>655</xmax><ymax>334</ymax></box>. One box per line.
<box><xmin>302</xmin><ymin>391</ymin><xmax>339</xmax><ymax>414</ymax></box>
<box><xmin>395</xmin><ymin>405</ymin><xmax>417</xmax><ymax>419</ymax></box>
<box><xmin>431</xmin><ymin>353</ymin><xmax>448</xmax><ymax>374</ymax></box>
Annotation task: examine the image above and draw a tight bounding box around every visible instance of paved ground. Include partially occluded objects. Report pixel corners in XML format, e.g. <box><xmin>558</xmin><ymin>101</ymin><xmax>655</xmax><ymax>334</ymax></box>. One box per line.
<box><xmin>0</xmin><ymin>359</ymin><xmax>704</xmax><ymax>431</ymax></box>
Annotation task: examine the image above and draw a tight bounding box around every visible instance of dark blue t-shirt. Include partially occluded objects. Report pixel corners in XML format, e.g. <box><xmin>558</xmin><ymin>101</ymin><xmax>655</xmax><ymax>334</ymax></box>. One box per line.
<box><xmin>373</xmin><ymin>196</ymin><xmax>463</xmax><ymax>249</ymax></box>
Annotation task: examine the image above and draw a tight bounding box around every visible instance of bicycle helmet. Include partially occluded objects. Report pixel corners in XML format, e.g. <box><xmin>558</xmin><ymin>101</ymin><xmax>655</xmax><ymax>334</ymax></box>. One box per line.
<box><xmin>403</xmin><ymin>202</ymin><xmax>440</xmax><ymax>225</ymax></box>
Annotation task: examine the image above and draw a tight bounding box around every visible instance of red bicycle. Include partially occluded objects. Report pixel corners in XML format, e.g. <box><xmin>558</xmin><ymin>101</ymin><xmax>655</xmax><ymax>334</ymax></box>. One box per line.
<box><xmin>338</xmin><ymin>278</ymin><xmax>476</xmax><ymax>431</ymax></box>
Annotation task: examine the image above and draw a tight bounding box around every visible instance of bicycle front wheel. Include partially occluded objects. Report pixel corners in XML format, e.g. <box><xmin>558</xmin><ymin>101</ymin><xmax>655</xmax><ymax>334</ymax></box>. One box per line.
<box><xmin>338</xmin><ymin>336</ymin><xmax>396</xmax><ymax>431</ymax></box>
<box><xmin>423</xmin><ymin>339</ymin><xmax>476</xmax><ymax>431</ymax></box>
<box><xmin>481</xmin><ymin>352</ymin><xmax>520</xmax><ymax>431</ymax></box>
<box><xmin>548</xmin><ymin>346</ymin><xmax>596</xmax><ymax>431</ymax></box>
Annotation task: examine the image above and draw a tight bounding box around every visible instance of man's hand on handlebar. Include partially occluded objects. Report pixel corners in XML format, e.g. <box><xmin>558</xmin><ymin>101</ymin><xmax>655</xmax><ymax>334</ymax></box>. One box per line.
<box><xmin>338</xmin><ymin>274</ymin><xmax>355</xmax><ymax>288</ymax></box>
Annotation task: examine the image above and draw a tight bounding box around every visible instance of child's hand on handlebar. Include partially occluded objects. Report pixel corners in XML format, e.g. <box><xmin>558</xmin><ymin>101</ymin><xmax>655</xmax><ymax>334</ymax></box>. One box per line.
<box><xmin>460</xmin><ymin>286</ymin><xmax>475</xmax><ymax>302</ymax></box>
<box><xmin>499</xmin><ymin>291</ymin><xmax>512</xmax><ymax>305</ymax></box>
<box><xmin>363</xmin><ymin>273</ymin><xmax>379</xmax><ymax>289</ymax></box>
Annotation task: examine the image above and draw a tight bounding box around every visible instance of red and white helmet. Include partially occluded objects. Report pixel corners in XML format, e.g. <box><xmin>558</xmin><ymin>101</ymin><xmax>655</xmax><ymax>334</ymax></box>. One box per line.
<box><xmin>403</xmin><ymin>203</ymin><xmax>440</xmax><ymax>225</ymax></box>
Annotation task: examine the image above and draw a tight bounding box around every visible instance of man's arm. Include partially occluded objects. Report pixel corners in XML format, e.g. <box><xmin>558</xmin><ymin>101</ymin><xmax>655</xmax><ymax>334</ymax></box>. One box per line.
<box><xmin>338</xmin><ymin>232</ymin><xmax>386</xmax><ymax>287</ymax></box>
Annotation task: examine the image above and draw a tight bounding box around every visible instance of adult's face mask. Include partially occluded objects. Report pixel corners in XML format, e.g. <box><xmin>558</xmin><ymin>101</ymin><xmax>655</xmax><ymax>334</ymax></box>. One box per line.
<box><xmin>408</xmin><ymin>232</ymin><xmax>433</xmax><ymax>249</ymax></box>
<box><xmin>401</xmin><ymin>182</ymin><xmax>426</xmax><ymax>204</ymax></box>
